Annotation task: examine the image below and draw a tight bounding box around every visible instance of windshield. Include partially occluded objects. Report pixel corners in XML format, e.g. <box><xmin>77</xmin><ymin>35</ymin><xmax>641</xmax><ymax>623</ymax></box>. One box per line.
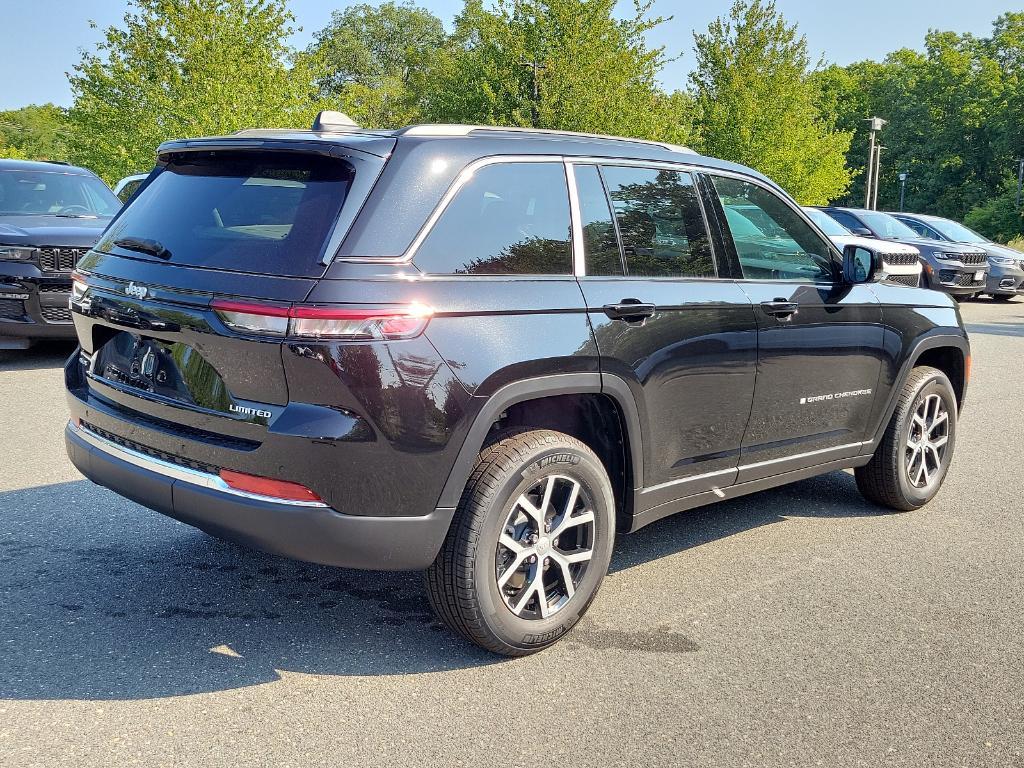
<box><xmin>926</xmin><ymin>218</ymin><xmax>990</xmax><ymax>244</ymax></box>
<box><xmin>859</xmin><ymin>211</ymin><xmax>920</xmax><ymax>239</ymax></box>
<box><xmin>97</xmin><ymin>152</ymin><xmax>357</xmax><ymax>277</ymax></box>
<box><xmin>803</xmin><ymin>207</ymin><xmax>849</xmax><ymax>237</ymax></box>
<box><xmin>0</xmin><ymin>169</ymin><xmax>120</xmax><ymax>217</ymax></box>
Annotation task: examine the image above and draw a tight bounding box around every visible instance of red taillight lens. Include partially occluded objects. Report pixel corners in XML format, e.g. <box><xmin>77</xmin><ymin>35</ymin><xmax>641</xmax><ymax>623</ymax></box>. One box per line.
<box><xmin>211</xmin><ymin>300</ymin><xmax>291</xmax><ymax>337</ymax></box>
<box><xmin>211</xmin><ymin>300</ymin><xmax>433</xmax><ymax>341</ymax></box>
<box><xmin>218</xmin><ymin>469</ymin><xmax>323</xmax><ymax>503</ymax></box>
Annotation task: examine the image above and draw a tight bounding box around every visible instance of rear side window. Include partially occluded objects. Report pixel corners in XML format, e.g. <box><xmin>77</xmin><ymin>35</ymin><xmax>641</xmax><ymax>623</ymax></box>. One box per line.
<box><xmin>413</xmin><ymin>162</ymin><xmax>572</xmax><ymax>275</ymax></box>
<box><xmin>97</xmin><ymin>152</ymin><xmax>357</xmax><ymax>277</ymax></box>
<box><xmin>573</xmin><ymin>164</ymin><xmax>623</xmax><ymax>276</ymax></box>
<box><xmin>600</xmin><ymin>166</ymin><xmax>714</xmax><ymax>278</ymax></box>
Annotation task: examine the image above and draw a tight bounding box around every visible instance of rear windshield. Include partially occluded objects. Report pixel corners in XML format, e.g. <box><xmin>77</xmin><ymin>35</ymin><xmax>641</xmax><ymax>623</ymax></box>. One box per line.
<box><xmin>97</xmin><ymin>152</ymin><xmax>356</xmax><ymax>276</ymax></box>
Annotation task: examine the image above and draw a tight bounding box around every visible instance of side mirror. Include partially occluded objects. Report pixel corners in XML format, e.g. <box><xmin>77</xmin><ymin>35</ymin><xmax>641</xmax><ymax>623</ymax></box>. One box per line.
<box><xmin>851</xmin><ymin>226</ymin><xmax>874</xmax><ymax>237</ymax></box>
<box><xmin>842</xmin><ymin>244</ymin><xmax>883</xmax><ymax>284</ymax></box>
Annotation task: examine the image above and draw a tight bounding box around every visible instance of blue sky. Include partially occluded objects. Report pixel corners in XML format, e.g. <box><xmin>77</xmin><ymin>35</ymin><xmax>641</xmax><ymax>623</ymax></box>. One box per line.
<box><xmin>0</xmin><ymin>0</ymin><xmax>1016</xmax><ymax>111</ymax></box>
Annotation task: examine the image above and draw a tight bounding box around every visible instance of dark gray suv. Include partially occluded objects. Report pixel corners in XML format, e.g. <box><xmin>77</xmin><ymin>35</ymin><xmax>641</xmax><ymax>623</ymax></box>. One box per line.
<box><xmin>892</xmin><ymin>212</ymin><xmax>1024</xmax><ymax>302</ymax></box>
<box><xmin>818</xmin><ymin>207</ymin><xmax>989</xmax><ymax>299</ymax></box>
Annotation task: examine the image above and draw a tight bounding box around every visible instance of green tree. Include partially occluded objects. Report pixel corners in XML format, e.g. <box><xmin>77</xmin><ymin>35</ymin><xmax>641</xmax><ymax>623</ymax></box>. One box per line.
<box><xmin>0</xmin><ymin>104</ymin><xmax>69</xmax><ymax>161</ymax></box>
<box><xmin>67</xmin><ymin>0</ymin><xmax>327</xmax><ymax>183</ymax></box>
<box><xmin>0</xmin><ymin>140</ymin><xmax>28</xmax><ymax>160</ymax></box>
<box><xmin>307</xmin><ymin>1</ymin><xmax>447</xmax><ymax>128</ymax></box>
<box><xmin>815</xmin><ymin>12</ymin><xmax>1021</xmax><ymax>234</ymax></box>
<box><xmin>421</xmin><ymin>0</ymin><xmax>693</xmax><ymax>145</ymax></box>
<box><xmin>691</xmin><ymin>0</ymin><xmax>853</xmax><ymax>204</ymax></box>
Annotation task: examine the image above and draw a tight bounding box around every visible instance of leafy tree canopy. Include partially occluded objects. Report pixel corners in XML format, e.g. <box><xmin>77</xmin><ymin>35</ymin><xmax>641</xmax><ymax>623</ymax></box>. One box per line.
<box><xmin>691</xmin><ymin>0</ymin><xmax>853</xmax><ymax>204</ymax></box>
<box><xmin>67</xmin><ymin>0</ymin><xmax>328</xmax><ymax>183</ymax></box>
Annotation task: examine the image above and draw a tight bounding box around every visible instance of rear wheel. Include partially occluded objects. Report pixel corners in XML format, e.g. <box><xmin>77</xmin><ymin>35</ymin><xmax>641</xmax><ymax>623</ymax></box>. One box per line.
<box><xmin>425</xmin><ymin>429</ymin><xmax>615</xmax><ymax>656</ymax></box>
<box><xmin>856</xmin><ymin>366</ymin><xmax>957</xmax><ymax>511</ymax></box>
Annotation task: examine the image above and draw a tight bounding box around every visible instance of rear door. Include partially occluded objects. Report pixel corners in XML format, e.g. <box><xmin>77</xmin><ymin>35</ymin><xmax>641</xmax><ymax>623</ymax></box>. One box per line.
<box><xmin>570</xmin><ymin>162</ymin><xmax>758</xmax><ymax>508</ymax></box>
<box><xmin>72</xmin><ymin>144</ymin><xmax>387</xmax><ymax>451</ymax></box>
<box><xmin>703</xmin><ymin>173</ymin><xmax>884</xmax><ymax>482</ymax></box>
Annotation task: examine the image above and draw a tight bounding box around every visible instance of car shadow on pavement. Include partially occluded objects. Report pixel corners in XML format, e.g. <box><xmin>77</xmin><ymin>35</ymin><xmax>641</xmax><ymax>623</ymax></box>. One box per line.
<box><xmin>0</xmin><ymin>470</ymin><xmax>892</xmax><ymax>701</ymax></box>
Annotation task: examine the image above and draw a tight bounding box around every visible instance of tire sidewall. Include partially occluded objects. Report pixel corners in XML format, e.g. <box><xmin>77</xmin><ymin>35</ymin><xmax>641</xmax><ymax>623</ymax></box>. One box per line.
<box><xmin>895</xmin><ymin>372</ymin><xmax>957</xmax><ymax>506</ymax></box>
<box><xmin>472</xmin><ymin>442</ymin><xmax>615</xmax><ymax>652</ymax></box>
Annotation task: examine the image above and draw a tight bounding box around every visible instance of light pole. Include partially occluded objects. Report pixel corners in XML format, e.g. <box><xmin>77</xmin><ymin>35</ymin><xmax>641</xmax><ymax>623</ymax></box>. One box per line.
<box><xmin>899</xmin><ymin>171</ymin><xmax>908</xmax><ymax>211</ymax></box>
<box><xmin>519</xmin><ymin>57</ymin><xmax>546</xmax><ymax>127</ymax></box>
<box><xmin>872</xmin><ymin>145</ymin><xmax>886</xmax><ymax>211</ymax></box>
<box><xmin>864</xmin><ymin>117</ymin><xmax>887</xmax><ymax>209</ymax></box>
<box><xmin>1016</xmin><ymin>158</ymin><xmax>1024</xmax><ymax>210</ymax></box>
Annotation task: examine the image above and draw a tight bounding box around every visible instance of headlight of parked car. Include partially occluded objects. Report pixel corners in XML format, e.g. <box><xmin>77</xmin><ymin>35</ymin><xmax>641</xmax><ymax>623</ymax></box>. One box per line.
<box><xmin>0</xmin><ymin>246</ymin><xmax>36</xmax><ymax>262</ymax></box>
<box><xmin>989</xmin><ymin>255</ymin><xmax>1018</xmax><ymax>266</ymax></box>
<box><xmin>932</xmin><ymin>251</ymin><xmax>960</xmax><ymax>261</ymax></box>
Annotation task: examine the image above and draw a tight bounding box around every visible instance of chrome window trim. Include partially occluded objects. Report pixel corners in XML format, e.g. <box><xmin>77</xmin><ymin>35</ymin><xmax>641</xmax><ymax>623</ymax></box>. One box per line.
<box><xmin>70</xmin><ymin>421</ymin><xmax>329</xmax><ymax>508</ymax></box>
<box><xmin>563</xmin><ymin>161</ymin><xmax>586</xmax><ymax>276</ymax></box>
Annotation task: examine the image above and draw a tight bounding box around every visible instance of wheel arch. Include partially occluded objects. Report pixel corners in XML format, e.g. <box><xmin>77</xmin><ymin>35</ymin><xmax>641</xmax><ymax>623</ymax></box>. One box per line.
<box><xmin>435</xmin><ymin>373</ymin><xmax>644</xmax><ymax>530</ymax></box>
<box><xmin>869</xmin><ymin>333</ymin><xmax>970</xmax><ymax>448</ymax></box>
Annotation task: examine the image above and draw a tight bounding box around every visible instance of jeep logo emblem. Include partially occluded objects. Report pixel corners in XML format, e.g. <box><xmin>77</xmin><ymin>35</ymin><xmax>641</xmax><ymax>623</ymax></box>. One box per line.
<box><xmin>125</xmin><ymin>282</ymin><xmax>148</xmax><ymax>299</ymax></box>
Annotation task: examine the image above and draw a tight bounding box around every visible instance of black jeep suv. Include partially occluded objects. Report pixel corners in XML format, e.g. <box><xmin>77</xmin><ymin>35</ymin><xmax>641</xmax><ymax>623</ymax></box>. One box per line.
<box><xmin>0</xmin><ymin>159</ymin><xmax>121</xmax><ymax>348</ymax></box>
<box><xmin>65</xmin><ymin>119</ymin><xmax>970</xmax><ymax>655</ymax></box>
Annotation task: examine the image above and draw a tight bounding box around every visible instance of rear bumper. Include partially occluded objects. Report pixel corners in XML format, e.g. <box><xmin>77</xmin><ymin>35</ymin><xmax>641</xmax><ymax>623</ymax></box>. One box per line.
<box><xmin>65</xmin><ymin>421</ymin><xmax>455</xmax><ymax>570</ymax></box>
<box><xmin>0</xmin><ymin>265</ymin><xmax>76</xmax><ymax>346</ymax></box>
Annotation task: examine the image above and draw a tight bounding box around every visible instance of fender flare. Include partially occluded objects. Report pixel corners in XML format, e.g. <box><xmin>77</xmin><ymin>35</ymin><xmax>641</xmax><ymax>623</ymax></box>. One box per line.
<box><xmin>867</xmin><ymin>332</ymin><xmax>970</xmax><ymax>449</ymax></box>
<box><xmin>435</xmin><ymin>372</ymin><xmax>644</xmax><ymax>510</ymax></box>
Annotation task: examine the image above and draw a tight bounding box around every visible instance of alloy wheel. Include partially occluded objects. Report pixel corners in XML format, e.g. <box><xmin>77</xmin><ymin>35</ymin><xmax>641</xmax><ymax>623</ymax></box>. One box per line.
<box><xmin>495</xmin><ymin>474</ymin><xmax>596</xmax><ymax>620</ymax></box>
<box><xmin>905</xmin><ymin>393</ymin><xmax>950</xmax><ymax>489</ymax></box>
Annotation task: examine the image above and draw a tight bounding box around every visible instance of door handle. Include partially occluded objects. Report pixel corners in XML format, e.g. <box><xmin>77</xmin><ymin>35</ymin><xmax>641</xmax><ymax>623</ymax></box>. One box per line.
<box><xmin>760</xmin><ymin>299</ymin><xmax>799</xmax><ymax>318</ymax></box>
<box><xmin>603</xmin><ymin>299</ymin><xmax>657</xmax><ymax>321</ymax></box>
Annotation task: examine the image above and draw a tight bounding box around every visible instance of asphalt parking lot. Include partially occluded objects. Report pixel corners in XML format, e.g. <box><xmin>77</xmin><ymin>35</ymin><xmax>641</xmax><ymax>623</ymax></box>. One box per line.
<box><xmin>1</xmin><ymin>298</ymin><xmax>1022</xmax><ymax>767</ymax></box>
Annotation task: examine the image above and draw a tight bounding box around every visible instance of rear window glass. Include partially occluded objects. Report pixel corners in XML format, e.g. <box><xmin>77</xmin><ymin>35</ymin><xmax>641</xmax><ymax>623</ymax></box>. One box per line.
<box><xmin>97</xmin><ymin>152</ymin><xmax>355</xmax><ymax>276</ymax></box>
<box><xmin>413</xmin><ymin>162</ymin><xmax>572</xmax><ymax>275</ymax></box>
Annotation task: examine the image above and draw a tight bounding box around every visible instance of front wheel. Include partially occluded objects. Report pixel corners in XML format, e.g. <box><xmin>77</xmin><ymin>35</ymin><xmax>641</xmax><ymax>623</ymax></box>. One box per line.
<box><xmin>855</xmin><ymin>366</ymin><xmax>958</xmax><ymax>511</ymax></box>
<box><xmin>425</xmin><ymin>429</ymin><xmax>616</xmax><ymax>656</ymax></box>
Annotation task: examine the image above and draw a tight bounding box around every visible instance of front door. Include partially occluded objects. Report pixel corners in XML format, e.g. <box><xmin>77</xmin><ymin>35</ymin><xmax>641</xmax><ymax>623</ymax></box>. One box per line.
<box><xmin>570</xmin><ymin>162</ymin><xmax>758</xmax><ymax>509</ymax></box>
<box><xmin>703</xmin><ymin>173</ymin><xmax>884</xmax><ymax>483</ymax></box>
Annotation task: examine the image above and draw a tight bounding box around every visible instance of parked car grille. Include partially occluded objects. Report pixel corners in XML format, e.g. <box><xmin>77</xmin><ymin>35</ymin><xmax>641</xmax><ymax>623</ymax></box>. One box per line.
<box><xmin>37</xmin><ymin>283</ymin><xmax>71</xmax><ymax>293</ymax></box>
<box><xmin>0</xmin><ymin>298</ymin><xmax>26</xmax><ymax>320</ymax></box>
<box><xmin>38</xmin><ymin>247</ymin><xmax>87</xmax><ymax>272</ymax></box>
<box><xmin>81</xmin><ymin>422</ymin><xmax>222</xmax><ymax>475</ymax></box>
<box><xmin>883</xmin><ymin>252</ymin><xmax>919</xmax><ymax>266</ymax></box>
<box><xmin>886</xmin><ymin>273</ymin><xmax>920</xmax><ymax>287</ymax></box>
<box><xmin>943</xmin><ymin>251</ymin><xmax>987</xmax><ymax>265</ymax></box>
<box><xmin>40</xmin><ymin>305</ymin><xmax>73</xmax><ymax>323</ymax></box>
<box><xmin>939</xmin><ymin>270</ymin><xmax>984</xmax><ymax>286</ymax></box>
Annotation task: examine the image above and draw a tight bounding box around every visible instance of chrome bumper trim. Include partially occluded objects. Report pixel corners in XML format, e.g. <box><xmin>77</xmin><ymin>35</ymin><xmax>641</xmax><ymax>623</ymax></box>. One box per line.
<box><xmin>69</xmin><ymin>421</ymin><xmax>329</xmax><ymax>508</ymax></box>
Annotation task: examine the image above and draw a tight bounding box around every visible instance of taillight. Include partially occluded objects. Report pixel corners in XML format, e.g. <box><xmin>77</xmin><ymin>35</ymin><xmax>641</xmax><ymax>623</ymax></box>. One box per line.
<box><xmin>211</xmin><ymin>300</ymin><xmax>433</xmax><ymax>341</ymax></box>
<box><xmin>218</xmin><ymin>469</ymin><xmax>323</xmax><ymax>503</ymax></box>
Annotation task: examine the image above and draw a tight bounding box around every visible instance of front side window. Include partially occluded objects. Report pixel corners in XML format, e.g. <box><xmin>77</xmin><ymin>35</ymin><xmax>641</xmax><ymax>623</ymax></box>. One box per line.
<box><xmin>711</xmin><ymin>176</ymin><xmax>834</xmax><ymax>282</ymax></box>
<box><xmin>413</xmin><ymin>162</ymin><xmax>572</xmax><ymax>275</ymax></box>
<box><xmin>601</xmin><ymin>166</ymin><xmax>715</xmax><ymax>278</ymax></box>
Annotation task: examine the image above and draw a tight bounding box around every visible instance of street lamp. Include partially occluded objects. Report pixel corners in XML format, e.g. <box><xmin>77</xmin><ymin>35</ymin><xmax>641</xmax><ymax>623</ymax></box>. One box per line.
<box><xmin>864</xmin><ymin>117</ymin><xmax>887</xmax><ymax>210</ymax></box>
<box><xmin>899</xmin><ymin>172</ymin><xmax>909</xmax><ymax>212</ymax></box>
